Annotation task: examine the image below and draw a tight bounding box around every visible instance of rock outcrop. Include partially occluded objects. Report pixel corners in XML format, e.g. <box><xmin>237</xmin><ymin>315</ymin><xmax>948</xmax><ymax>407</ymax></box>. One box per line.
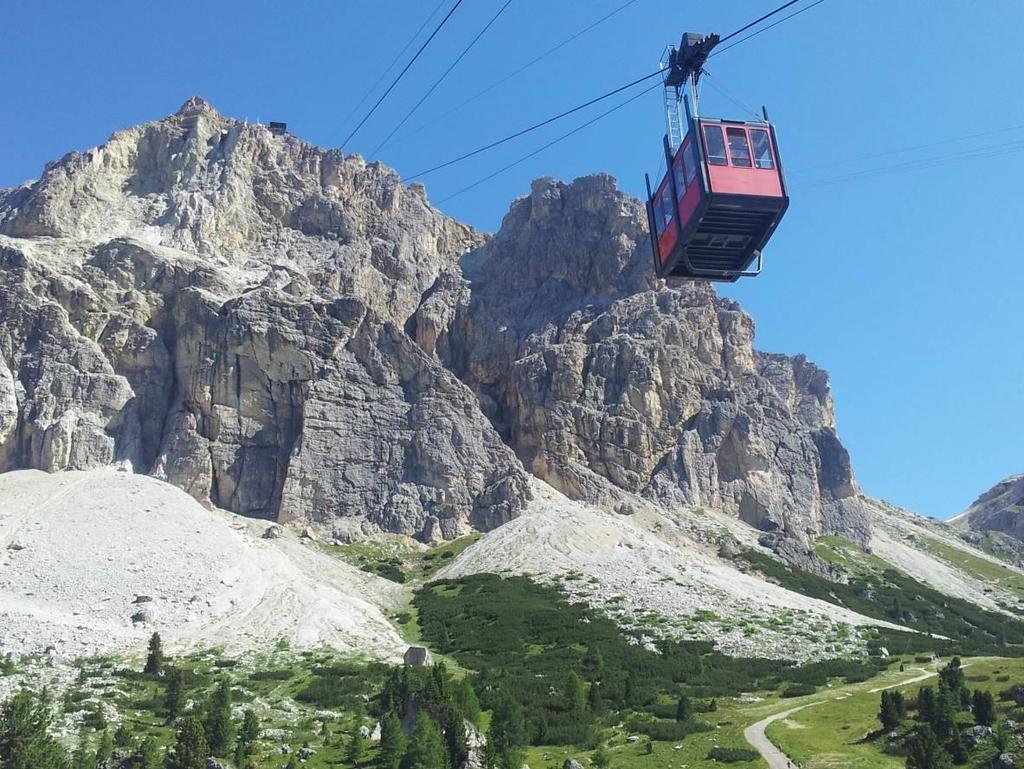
<box><xmin>0</xmin><ymin>99</ymin><xmax>868</xmax><ymax>545</ymax></box>
<box><xmin>413</xmin><ymin>176</ymin><xmax>868</xmax><ymax>545</ymax></box>
<box><xmin>0</xmin><ymin>98</ymin><xmax>529</xmax><ymax>538</ymax></box>
<box><xmin>955</xmin><ymin>474</ymin><xmax>1024</xmax><ymax>541</ymax></box>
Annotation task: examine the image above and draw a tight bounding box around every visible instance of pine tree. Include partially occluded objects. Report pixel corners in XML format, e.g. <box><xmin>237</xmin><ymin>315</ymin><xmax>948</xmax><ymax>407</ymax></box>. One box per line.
<box><xmin>623</xmin><ymin>674</ymin><xmax>636</xmax><ymax>708</ymax></box>
<box><xmin>377</xmin><ymin>712</ymin><xmax>405</xmax><ymax>769</ymax></box>
<box><xmin>168</xmin><ymin>716</ymin><xmax>208</xmax><ymax>769</ymax></box>
<box><xmin>234</xmin><ymin>710</ymin><xmax>260</xmax><ymax>769</ymax></box>
<box><xmin>934</xmin><ymin>685</ymin><xmax>957</xmax><ymax>739</ymax></box>
<box><xmin>879</xmin><ymin>691</ymin><xmax>901</xmax><ymax>730</ymax></box>
<box><xmin>138</xmin><ymin>737</ymin><xmax>162</xmax><ymax>769</ymax></box>
<box><xmin>916</xmin><ymin>686</ymin><xmax>936</xmax><ymax>727</ymax></box>
<box><xmin>205</xmin><ymin>680</ymin><xmax>233</xmax><ymax>757</ymax></box>
<box><xmin>582</xmin><ymin>646</ymin><xmax>605</xmax><ymax>683</ymax></box>
<box><xmin>438</xmin><ymin>706</ymin><xmax>468</xmax><ymax>769</ymax></box>
<box><xmin>675</xmin><ymin>694</ymin><xmax>692</xmax><ymax>723</ymax></box>
<box><xmin>71</xmin><ymin>731</ymin><xmax>92</xmax><ymax>769</ymax></box>
<box><xmin>947</xmin><ymin>728</ymin><xmax>968</xmax><ymax>765</ymax></box>
<box><xmin>346</xmin><ymin>725</ymin><xmax>366</xmax><ymax>765</ymax></box>
<box><xmin>972</xmin><ymin>689</ymin><xmax>996</xmax><ymax>726</ymax></box>
<box><xmin>94</xmin><ymin>729</ymin><xmax>113</xmax><ymax>767</ymax></box>
<box><xmin>164</xmin><ymin>668</ymin><xmax>184</xmax><ymax>722</ymax></box>
<box><xmin>566</xmin><ymin>672</ymin><xmax>587</xmax><ymax>723</ymax></box>
<box><xmin>587</xmin><ymin>682</ymin><xmax>606</xmax><ymax>716</ymax></box>
<box><xmin>112</xmin><ymin>724</ymin><xmax>132</xmax><ymax>747</ymax></box>
<box><xmin>144</xmin><ymin>632</ymin><xmax>163</xmax><ymax>676</ymax></box>
<box><xmin>938</xmin><ymin>658</ymin><xmax>965</xmax><ymax>694</ymax></box>
<box><xmin>892</xmin><ymin>690</ymin><xmax>907</xmax><ymax>720</ymax></box>
<box><xmin>402</xmin><ymin>713</ymin><xmax>447</xmax><ymax>769</ymax></box>
<box><xmin>484</xmin><ymin>696</ymin><xmax>526</xmax><ymax>769</ymax></box>
<box><xmin>905</xmin><ymin>725</ymin><xmax>951</xmax><ymax>769</ymax></box>
<box><xmin>455</xmin><ymin>678</ymin><xmax>481</xmax><ymax>726</ymax></box>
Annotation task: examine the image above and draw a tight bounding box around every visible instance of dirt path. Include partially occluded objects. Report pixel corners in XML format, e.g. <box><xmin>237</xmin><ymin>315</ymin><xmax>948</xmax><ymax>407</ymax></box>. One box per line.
<box><xmin>744</xmin><ymin>665</ymin><xmax>941</xmax><ymax>768</ymax></box>
<box><xmin>743</xmin><ymin>702</ymin><xmax>822</xmax><ymax>769</ymax></box>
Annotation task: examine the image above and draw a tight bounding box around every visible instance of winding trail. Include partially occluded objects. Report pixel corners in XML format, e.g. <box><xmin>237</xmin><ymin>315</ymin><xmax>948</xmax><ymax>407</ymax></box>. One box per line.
<box><xmin>743</xmin><ymin>703</ymin><xmax>823</xmax><ymax>769</ymax></box>
<box><xmin>744</xmin><ymin>665</ymin><xmax>941</xmax><ymax>768</ymax></box>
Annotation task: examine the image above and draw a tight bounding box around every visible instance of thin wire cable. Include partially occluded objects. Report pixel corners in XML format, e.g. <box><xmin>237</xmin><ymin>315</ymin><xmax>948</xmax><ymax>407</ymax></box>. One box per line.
<box><xmin>789</xmin><ymin>123</ymin><xmax>1024</xmax><ymax>175</ymax></box>
<box><xmin>372</xmin><ymin>0</ymin><xmax>515</xmax><ymax>156</ymax></box>
<box><xmin>410</xmin><ymin>69</ymin><xmax>663</xmax><ymax>178</ymax></box>
<box><xmin>796</xmin><ymin>139</ymin><xmax>1024</xmax><ymax>190</ymax></box>
<box><xmin>337</xmin><ymin>0</ymin><xmax>448</xmax><ymax>137</ymax></box>
<box><xmin>702</xmin><ymin>71</ymin><xmax>761</xmax><ymax>120</ymax></box>
<box><xmin>408</xmin><ymin>0</ymin><xmax>826</xmax><ymax>180</ymax></box>
<box><xmin>343</xmin><ymin>0</ymin><xmax>466</xmax><ymax>147</ymax></box>
<box><xmin>392</xmin><ymin>0</ymin><xmax>641</xmax><ymax>145</ymax></box>
<box><xmin>438</xmin><ymin>82</ymin><xmax>661</xmax><ymax>203</ymax></box>
<box><xmin>712</xmin><ymin>0</ymin><xmax>829</xmax><ymax>57</ymax></box>
<box><xmin>716</xmin><ymin>0</ymin><xmax>803</xmax><ymax>44</ymax></box>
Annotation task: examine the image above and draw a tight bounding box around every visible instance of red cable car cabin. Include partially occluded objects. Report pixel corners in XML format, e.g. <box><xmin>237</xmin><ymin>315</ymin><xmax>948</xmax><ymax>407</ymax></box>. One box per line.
<box><xmin>646</xmin><ymin>115</ymin><xmax>789</xmax><ymax>282</ymax></box>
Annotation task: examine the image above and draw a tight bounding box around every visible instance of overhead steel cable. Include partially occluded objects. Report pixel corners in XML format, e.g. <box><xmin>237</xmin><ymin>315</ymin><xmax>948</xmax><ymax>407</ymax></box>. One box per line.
<box><xmin>409</xmin><ymin>68</ymin><xmax>663</xmax><ymax>179</ymax></box>
<box><xmin>342</xmin><ymin>0</ymin><xmax>466</xmax><ymax>147</ymax></box>
<box><xmin>714</xmin><ymin>0</ymin><xmax>803</xmax><ymax>45</ymax></box>
<box><xmin>408</xmin><ymin>0</ymin><xmax>829</xmax><ymax>180</ymax></box>
<box><xmin>391</xmin><ymin>0</ymin><xmax>641</xmax><ymax>146</ymax></box>
<box><xmin>372</xmin><ymin>0</ymin><xmax>516</xmax><ymax>156</ymax></box>
<box><xmin>711</xmin><ymin>0</ymin><xmax>829</xmax><ymax>58</ymax></box>
<box><xmin>438</xmin><ymin>82</ymin><xmax>660</xmax><ymax>202</ymax></box>
<box><xmin>337</xmin><ymin>0</ymin><xmax>448</xmax><ymax>138</ymax></box>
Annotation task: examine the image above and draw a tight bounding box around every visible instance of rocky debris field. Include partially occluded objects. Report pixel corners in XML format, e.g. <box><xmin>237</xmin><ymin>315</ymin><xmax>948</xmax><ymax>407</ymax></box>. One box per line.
<box><xmin>0</xmin><ymin>468</ymin><xmax>406</xmax><ymax>660</ymax></box>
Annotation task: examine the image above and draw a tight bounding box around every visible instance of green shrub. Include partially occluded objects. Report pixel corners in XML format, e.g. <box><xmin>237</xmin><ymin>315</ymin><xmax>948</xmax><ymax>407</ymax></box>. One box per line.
<box><xmin>780</xmin><ymin>684</ymin><xmax>817</xmax><ymax>698</ymax></box>
<box><xmin>708</xmin><ymin>746</ymin><xmax>760</xmax><ymax>762</ymax></box>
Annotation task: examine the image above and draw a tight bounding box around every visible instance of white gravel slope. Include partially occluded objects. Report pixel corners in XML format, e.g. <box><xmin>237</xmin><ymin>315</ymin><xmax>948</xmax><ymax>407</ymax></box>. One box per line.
<box><xmin>0</xmin><ymin>469</ymin><xmax>406</xmax><ymax>660</ymax></box>
<box><xmin>439</xmin><ymin>480</ymin><xmax>903</xmax><ymax>660</ymax></box>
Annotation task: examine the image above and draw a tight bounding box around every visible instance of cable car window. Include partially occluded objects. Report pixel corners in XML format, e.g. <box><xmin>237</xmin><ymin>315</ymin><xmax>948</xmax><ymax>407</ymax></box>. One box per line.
<box><xmin>703</xmin><ymin>125</ymin><xmax>728</xmax><ymax>166</ymax></box>
<box><xmin>652</xmin><ymin>197</ymin><xmax>664</xmax><ymax>234</ymax></box>
<box><xmin>684</xmin><ymin>139</ymin><xmax>698</xmax><ymax>184</ymax></box>
<box><xmin>661</xmin><ymin>185</ymin><xmax>674</xmax><ymax>226</ymax></box>
<box><xmin>673</xmin><ymin>156</ymin><xmax>685</xmax><ymax>194</ymax></box>
<box><xmin>749</xmin><ymin>129</ymin><xmax>775</xmax><ymax>169</ymax></box>
<box><xmin>726</xmin><ymin>127</ymin><xmax>752</xmax><ymax>167</ymax></box>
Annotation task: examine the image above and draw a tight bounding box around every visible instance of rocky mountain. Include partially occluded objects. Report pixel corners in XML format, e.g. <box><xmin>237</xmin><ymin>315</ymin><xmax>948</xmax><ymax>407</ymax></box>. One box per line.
<box><xmin>0</xmin><ymin>98</ymin><xmax>866</xmax><ymax>546</ymax></box>
<box><xmin>955</xmin><ymin>474</ymin><xmax>1024</xmax><ymax>541</ymax></box>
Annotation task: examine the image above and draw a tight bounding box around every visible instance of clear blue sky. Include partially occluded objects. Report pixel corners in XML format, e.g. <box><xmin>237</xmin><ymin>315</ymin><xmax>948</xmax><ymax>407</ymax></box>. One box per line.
<box><xmin>3</xmin><ymin>0</ymin><xmax>1021</xmax><ymax>518</ymax></box>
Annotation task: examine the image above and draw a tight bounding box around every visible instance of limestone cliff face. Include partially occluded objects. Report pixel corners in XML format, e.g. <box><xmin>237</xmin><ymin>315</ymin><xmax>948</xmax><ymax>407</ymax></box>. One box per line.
<box><xmin>0</xmin><ymin>98</ymin><xmax>529</xmax><ymax>538</ymax></box>
<box><xmin>413</xmin><ymin>176</ymin><xmax>868</xmax><ymax>545</ymax></box>
<box><xmin>0</xmin><ymin>99</ymin><xmax>867</xmax><ymax>545</ymax></box>
<box><xmin>956</xmin><ymin>474</ymin><xmax>1024</xmax><ymax>541</ymax></box>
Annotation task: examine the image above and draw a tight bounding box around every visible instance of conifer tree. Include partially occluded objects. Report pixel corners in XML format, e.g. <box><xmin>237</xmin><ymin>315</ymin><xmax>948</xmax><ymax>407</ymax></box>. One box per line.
<box><xmin>143</xmin><ymin>632</ymin><xmax>163</xmax><ymax>676</ymax></box>
<box><xmin>905</xmin><ymin>725</ymin><xmax>951</xmax><ymax>769</ymax></box>
<box><xmin>972</xmin><ymin>689</ymin><xmax>996</xmax><ymax>727</ymax></box>
<box><xmin>939</xmin><ymin>658</ymin><xmax>965</xmax><ymax>694</ymax></box>
<box><xmin>947</xmin><ymin>727</ymin><xmax>968</xmax><ymax>765</ymax></box>
<box><xmin>168</xmin><ymin>717</ymin><xmax>208</xmax><ymax>769</ymax></box>
<box><xmin>455</xmin><ymin>678</ymin><xmax>481</xmax><ymax>726</ymax></box>
<box><xmin>138</xmin><ymin>737</ymin><xmax>162</xmax><ymax>769</ymax></box>
<box><xmin>234</xmin><ymin>710</ymin><xmax>260</xmax><ymax>769</ymax></box>
<box><xmin>94</xmin><ymin>729</ymin><xmax>113</xmax><ymax>767</ymax></box>
<box><xmin>164</xmin><ymin>668</ymin><xmax>184</xmax><ymax>722</ymax></box>
<box><xmin>71</xmin><ymin>730</ymin><xmax>92</xmax><ymax>769</ymax></box>
<box><xmin>587</xmin><ymin>681</ymin><xmax>606</xmax><ymax>716</ymax></box>
<box><xmin>205</xmin><ymin>680</ymin><xmax>233</xmax><ymax>757</ymax></box>
<box><xmin>916</xmin><ymin>686</ymin><xmax>936</xmax><ymax>727</ymax></box>
<box><xmin>879</xmin><ymin>691</ymin><xmax>901</xmax><ymax>730</ymax></box>
<box><xmin>484</xmin><ymin>696</ymin><xmax>526</xmax><ymax>769</ymax></box>
<box><xmin>934</xmin><ymin>684</ymin><xmax>957</xmax><ymax>739</ymax></box>
<box><xmin>113</xmin><ymin>724</ymin><xmax>132</xmax><ymax>748</ymax></box>
<box><xmin>346</xmin><ymin>725</ymin><xmax>366</xmax><ymax>765</ymax></box>
<box><xmin>582</xmin><ymin>646</ymin><xmax>605</xmax><ymax>683</ymax></box>
<box><xmin>675</xmin><ymin>694</ymin><xmax>692</xmax><ymax>723</ymax></box>
<box><xmin>377</xmin><ymin>712</ymin><xmax>405</xmax><ymax>769</ymax></box>
<box><xmin>566</xmin><ymin>672</ymin><xmax>587</xmax><ymax>724</ymax></box>
<box><xmin>402</xmin><ymin>713</ymin><xmax>447</xmax><ymax>769</ymax></box>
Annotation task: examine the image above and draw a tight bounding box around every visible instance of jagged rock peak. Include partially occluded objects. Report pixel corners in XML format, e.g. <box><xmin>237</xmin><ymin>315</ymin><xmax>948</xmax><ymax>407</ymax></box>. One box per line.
<box><xmin>955</xmin><ymin>474</ymin><xmax>1024</xmax><ymax>541</ymax></box>
<box><xmin>174</xmin><ymin>95</ymin><xmax>220</xmax><ymax>117</ymax></box>
<box><xmin>416</xmin><ymin>173</ymin><xmax>870</xmax><ymax>546</ymax></box>
<box><xmin>0</xmin><ymin>100</ymin><xmax>521</xmax><ymax>541</ymax></box>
